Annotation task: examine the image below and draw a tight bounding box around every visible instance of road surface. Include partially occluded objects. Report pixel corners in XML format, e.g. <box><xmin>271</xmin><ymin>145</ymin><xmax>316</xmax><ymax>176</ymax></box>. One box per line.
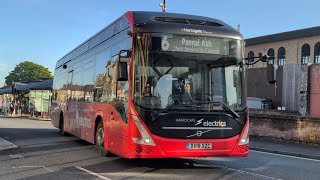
<box><xmin>0</xmin><ymin>115</ymin><xmax>319</xmax><ymax>180</ymax></box>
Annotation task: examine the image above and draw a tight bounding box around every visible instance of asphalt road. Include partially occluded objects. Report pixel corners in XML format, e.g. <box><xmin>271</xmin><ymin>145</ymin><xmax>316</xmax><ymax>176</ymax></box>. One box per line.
<box><xmin>0</xmin><ymin>115</ymin><xmax>319</xmax><ymax>180</ymax></box>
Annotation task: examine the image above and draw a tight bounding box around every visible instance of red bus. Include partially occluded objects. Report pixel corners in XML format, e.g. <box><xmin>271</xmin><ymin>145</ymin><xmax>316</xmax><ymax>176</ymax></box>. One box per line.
<box><xmin>51</xmin><ymin>11</ymin><xmax>249</xmax><ymax>158</ymax></box>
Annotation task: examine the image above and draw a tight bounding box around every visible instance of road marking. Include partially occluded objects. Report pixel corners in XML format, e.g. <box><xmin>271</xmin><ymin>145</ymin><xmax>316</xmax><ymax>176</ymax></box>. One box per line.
<box><xmin>107</xmin><ymin>163</ymin><xmax>281</xmax><ymax>180</ymax></box>
<box><xmin>0</xmin><ymin>137</ymin><xmax>18</xmax><ymax>151</ymax></box>
<box><xmin>9</xmin><ymin>154</ymin><xmax>24</xmax><ymax>159</ymax></box>
<box><xmin>251</xmin><ymin>150</ymin><xmax>320</xmax><ymax>162</ymax></box>
<box><xmin>75</xmin><ymin>166</ymin><xmax>111</xmax><ymax>180</ymax></box>
<box><xmin>212</xmin><ymin>164</ymin><xmax>282</xmax><ymax>180</ymax></box>
<box><xmin>13</xmin><ymin>166</ymin><xmax>52</xmax><ymax>172</ymax></box>
<box><xmin>191</xmin><ymin>159</ymin><xmax>282</xmax><ymax>180</ymax></box>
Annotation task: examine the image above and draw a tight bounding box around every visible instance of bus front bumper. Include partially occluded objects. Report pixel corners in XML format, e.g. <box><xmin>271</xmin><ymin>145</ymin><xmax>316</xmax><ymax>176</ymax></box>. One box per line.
<box><xmin>127</xmin><ymin>134</ymin><xmax>249</xmax><ymax>158</ymax></box>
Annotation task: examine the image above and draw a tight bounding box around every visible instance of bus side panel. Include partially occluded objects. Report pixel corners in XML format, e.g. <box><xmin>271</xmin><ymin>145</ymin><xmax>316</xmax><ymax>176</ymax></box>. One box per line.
<box><xmin>107</xmin><ymin>104</ymin><xmax>129</xmax><ymax>157</ymax></box>
<box><xmin>62</xmin><ymin>102</ymin><xmax>95</xmax><ymax>144</ymax></box>
<box><xmin>83</xmin><ymin>103</ymin><xmax>108</xmax><ymax>145</ymax></box>
<box><xmin>76</xmin><ymin>102</ymin><xmax>130</xmax><ymax>157</ymax></box>
<box><xmin>66</xmin><ymin>102</ymin><xmax>79</xmax><ymax>137</ymax></box>
<box><xmin>81</xmin><ymin>103</ymin><xmax>92</xmax><ymax>143</ymax></box>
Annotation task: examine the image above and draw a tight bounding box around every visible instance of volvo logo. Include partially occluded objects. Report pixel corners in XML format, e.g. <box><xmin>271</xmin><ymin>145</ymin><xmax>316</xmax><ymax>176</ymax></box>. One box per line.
<box><xmin>196</xmin><ymin>131</ymin><xmax>203</xmax><ymax>136</ymax></box>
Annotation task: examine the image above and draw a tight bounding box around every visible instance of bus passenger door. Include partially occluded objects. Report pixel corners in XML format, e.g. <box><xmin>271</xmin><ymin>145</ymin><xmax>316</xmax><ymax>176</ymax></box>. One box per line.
<box><xmin>108</xmin><ymin>61</ymin><xmax>129</xmax><ymax>156</ymax></box>
<box><xmin>65</xmin><ymin>70</ymin><xmax>76</xmax><ymax>136</ymax></box>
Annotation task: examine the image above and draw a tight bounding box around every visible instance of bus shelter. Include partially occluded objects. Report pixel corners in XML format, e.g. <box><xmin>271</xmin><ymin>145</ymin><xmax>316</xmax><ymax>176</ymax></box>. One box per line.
<box><xmin>29</xmin><ymin>79</ymin><xmax>53</xmax><ymax>117</ymax></box>
<box><xmin>29</xmin><ymin>90</ymin><xmax>51</xmax><ymax>117</ymax></box>
<box><xmin>0</xmin><ymin>87</ymin><xmax>14</xmax><ymax>113</ymax></box>
<box><xmin>0</xmin><ymin>79</ymin><xmax>53</xmax><ymax>116</ymax></box>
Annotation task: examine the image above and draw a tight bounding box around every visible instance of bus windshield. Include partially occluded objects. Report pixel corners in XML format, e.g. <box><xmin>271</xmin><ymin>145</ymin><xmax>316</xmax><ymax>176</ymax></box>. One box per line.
<box><xmin>133</xmin><ymin>33</ymin><xmax>246</xmax><ymax>112</ymax></box>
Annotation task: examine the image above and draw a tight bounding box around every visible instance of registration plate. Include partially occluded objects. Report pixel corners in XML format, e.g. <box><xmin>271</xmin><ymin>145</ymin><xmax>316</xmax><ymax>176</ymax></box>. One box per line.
<box><xmin>186</xmin><ymin>143</ymin><xmax>212</xmax><ymax>150</ymax></box>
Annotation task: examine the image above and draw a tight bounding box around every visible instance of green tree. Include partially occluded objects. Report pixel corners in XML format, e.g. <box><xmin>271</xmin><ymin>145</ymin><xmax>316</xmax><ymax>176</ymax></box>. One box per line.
<box><xmin>5</xmin><ymin>61</ymin><xmax>53</xmax><ymax>86</ymax></box>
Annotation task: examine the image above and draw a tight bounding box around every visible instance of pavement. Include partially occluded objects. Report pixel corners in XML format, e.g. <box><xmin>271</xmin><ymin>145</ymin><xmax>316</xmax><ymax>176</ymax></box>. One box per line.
<box><xmin>0</xmin><ymin>113</ymin><xmax>50</xmax><ymax>121</ymax></box>
<box><xmin>250</xmin><ymin>137</ymin><xmax>320</xmax><ymax>160</ymax></box>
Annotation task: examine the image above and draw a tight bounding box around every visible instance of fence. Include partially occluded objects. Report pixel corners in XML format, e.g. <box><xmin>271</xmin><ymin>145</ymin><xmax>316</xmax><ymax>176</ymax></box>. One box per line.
<box><xmin>309</xmin><ymin>64</ymin><xmax>320</xmax><ymax>117</ymax></box>
<box><xmin>247</xmin><ymin>64</ymin><xmax>308</xmax><ymax>116</ymax></box>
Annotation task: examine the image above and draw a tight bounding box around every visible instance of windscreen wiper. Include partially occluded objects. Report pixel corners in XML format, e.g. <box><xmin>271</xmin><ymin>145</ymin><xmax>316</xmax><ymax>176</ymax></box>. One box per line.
<box><xmin>208</xmin><ymin>57</ymin><xmax>240</xmax><ymax>68</ymax></box>
<box><xmin>210</xmin><ymin>101</ymin><xmax>240</xmax><ymax>119</ymax></box>
<box><xmin>198</xmin><ymin>101</ymin><xmax>242</xmax><ymax>126</ymax></box>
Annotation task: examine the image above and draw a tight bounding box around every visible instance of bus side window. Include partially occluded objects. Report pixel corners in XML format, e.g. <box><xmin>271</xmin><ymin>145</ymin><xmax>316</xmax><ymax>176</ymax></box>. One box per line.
<box><xmin>94</xmin><ymin>49</ymin><xmax>112</xmax><ymax>102</ymax></box>
<box><xmin>83</xmin><ymin>60</ymin><xmax>95</xmax><ymax>102</ymax></box>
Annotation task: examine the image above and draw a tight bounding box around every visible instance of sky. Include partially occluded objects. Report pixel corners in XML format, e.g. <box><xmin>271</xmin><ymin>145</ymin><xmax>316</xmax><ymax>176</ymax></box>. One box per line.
<box><xmin>0</xmin><ymin>0</ymin><xmax>319</xmax><ymax>86</ymax></box>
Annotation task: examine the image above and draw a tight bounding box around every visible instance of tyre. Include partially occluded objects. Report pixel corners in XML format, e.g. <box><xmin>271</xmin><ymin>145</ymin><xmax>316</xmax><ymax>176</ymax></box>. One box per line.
<box><xmin>59</xmin><ymin>114</ymin><xmax>67</xmax><ymax>136</ymax></box>
<box><xmin>95</xmin><ymin>121</ymin><xmax>109</xmax><ymax>156</ymax></box>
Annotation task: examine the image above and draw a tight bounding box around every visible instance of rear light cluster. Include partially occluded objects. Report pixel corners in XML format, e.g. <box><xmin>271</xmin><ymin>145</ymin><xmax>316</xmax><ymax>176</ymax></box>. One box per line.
<box><xmin>238</xmin><ymin>120</ymin><xmax>249</xmax><ymax>145</ymax></box>
<box><xmin>131</xmin><ymin>110</ymin><xmax>156</xmax><ymax>146</ymax></box>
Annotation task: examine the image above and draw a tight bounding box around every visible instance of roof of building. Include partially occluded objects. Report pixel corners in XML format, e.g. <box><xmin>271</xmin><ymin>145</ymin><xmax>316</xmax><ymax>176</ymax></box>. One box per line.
<box><xmin>245</xmin><ymin>26</ymin><xmax>320</xmax><ymax>46</ymax></box>
<box><xmin>0</xmin><ymin>86</ymin><xmax>11</xmax><ymax>95</ymax></box>
<box><xmin>30</xmin><ymin>79</ymin><xmax>53</xmax><ymax>90</ymax></box>
<box><xmin>0</xmin><ymin>79</ymin><xmax>53</xmax><ymax>95</ymax></box>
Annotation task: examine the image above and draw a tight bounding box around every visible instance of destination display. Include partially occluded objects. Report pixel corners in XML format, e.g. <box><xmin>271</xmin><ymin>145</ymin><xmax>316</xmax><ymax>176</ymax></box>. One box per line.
<box><xmin>161</xmin><ymin>35</ymin><xmax>230</xmax><ymax>55</ymax></box>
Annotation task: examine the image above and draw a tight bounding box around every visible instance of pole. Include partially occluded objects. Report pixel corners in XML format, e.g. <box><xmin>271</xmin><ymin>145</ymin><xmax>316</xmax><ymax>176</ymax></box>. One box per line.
<box><xmin>160</xmin><ymin>0</ymin><xmax>166</xmax><ymax>12</ymax></box>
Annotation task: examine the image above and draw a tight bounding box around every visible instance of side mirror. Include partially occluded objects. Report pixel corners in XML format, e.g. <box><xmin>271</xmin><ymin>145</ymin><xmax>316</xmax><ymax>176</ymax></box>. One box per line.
<box><xmin>117</xmin><ymin>62</ymin><xmax>128</xmax><ymax>81</ymax></box>
<box><xmin>119</xmin><ymin>49</ymin><xmax>131</xmax><ymax>58</ymax></box>
<box><xmin>117</xmin><ymin>49</ymin><xmax>130</xmax><ymax>81</ymax></box>
<box><xmin>267</xmin><ymin>64</ymin><xmax>277</xmax><ymax>84</ymax></box>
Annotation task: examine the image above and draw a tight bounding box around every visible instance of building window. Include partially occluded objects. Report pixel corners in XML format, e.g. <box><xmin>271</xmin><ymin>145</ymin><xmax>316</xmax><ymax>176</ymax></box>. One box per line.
<box><xmin>278</xmin><ymin>47</ymin><xmax>286</xmax><ymax>66</ymax></box>
<box><xmin>315</xmin><ymin>42</ymin><xmax>320</xmax><ymax>63</ymax></box>
<box><xmin>267</xmin><ymin>48</ymin><xmax>275</xmax><ymax>64</ymax></box>
<box><xmin>247</xmin><ymin>51</ymin><xmax>254</xmax><ymax>68</ymax></box>
<box><xmin>301</xmin><ymin>44</ymin><xmax>311</xmax><ymax>64</ymax></box>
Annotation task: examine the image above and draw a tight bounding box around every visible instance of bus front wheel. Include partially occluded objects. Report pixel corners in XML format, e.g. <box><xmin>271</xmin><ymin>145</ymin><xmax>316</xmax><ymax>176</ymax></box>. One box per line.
<box><xmin>95</xmin><ymin>121</ymin><xmax>109</xmax><ymax>157</ymax></box>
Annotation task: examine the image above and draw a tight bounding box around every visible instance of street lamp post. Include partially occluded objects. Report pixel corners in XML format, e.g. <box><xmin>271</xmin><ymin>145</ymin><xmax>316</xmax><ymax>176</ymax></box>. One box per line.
<box><xmin>11</xmin><ymin>82</ymin><xmax>16</xmax><ymax>115</ymax></box>
<box><xmin>160</xmin><ymin>0</ymin><xmax>166</xmax><ymax>12</ymax></box>
<box><xmin>11</xmin><ymin>82</ymin><xmax>16</xmax><ymax>102</ymax></box>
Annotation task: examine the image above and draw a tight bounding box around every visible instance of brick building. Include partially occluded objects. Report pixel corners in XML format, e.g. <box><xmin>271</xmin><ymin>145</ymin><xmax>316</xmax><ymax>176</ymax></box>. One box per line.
<box><xmin>245</xmin><ymin>26</ymin><xmax>320</xmax><ymax>68</ymax></box>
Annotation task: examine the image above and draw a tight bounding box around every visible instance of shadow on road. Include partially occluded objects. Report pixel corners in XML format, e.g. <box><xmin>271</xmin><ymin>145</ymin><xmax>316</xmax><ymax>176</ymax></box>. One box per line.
<box><xmin>18</xmin><ymin>157</ymin><xmax>224</xmax><ymax>180</ymax></box>
<box><xmin>0</xmin><ymin>128</ymin><xmax>60</xmax><ymax>139</ymax></box>
<box><xmin>0</xmin><ymin>122</ymin><xmax>234</xmax><ymax>179</ymax></box>
<box><xmin>0</xmin><ymin>127</ymin><xmax>93</xmax><ymax>156</ymax></box>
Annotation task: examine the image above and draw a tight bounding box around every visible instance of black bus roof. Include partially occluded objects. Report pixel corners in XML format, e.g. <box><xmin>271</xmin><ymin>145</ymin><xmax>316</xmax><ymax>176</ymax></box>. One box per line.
<box><xmin>132</xmin><ymin>11</ymin><xmax>242</xmax><ymax>39</ymax></box>
<box><xmin>56</xmin><ymin>11</ymin><xmax>242</xmax><ymax>69</ymax></box>
<box><xmin>133</xmin><ymin>11</ymin><xmax>227</xmax><ymax>25</ymax></box>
